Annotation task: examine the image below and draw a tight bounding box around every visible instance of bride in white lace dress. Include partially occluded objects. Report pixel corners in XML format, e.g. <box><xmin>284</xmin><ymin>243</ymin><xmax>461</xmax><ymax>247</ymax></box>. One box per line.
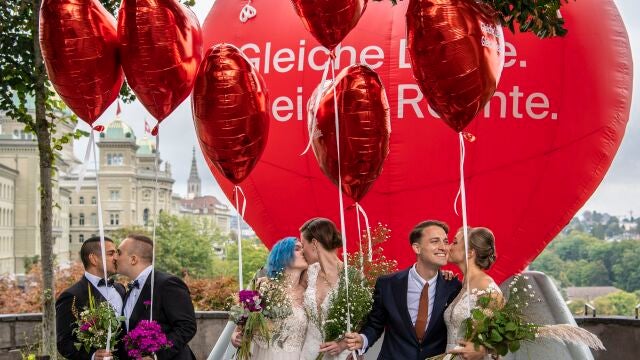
<box><xmin>444</xmin><ymin>227</ymin><xmax>503</xmax><ymax>360</ymax></box>
<box><xmin>231</xmin><ymin>237</ymin><xmax>309</xmax><ymax>359</ymax></box>
<box><xmin>299</xmin><ymin>218</ymin><xmax>350</xmax><ymax>360</ymax></box>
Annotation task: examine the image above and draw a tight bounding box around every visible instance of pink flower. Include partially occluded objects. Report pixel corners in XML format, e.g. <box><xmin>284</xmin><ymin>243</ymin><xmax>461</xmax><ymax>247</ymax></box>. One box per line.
<box><xmin>124</xmin><ymin>320</ymin><xmax>173</xmax><ymax>359</ymax></box>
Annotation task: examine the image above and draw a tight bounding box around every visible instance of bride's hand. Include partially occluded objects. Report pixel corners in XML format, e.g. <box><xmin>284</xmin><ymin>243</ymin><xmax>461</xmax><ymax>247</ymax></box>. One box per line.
<box><xmin>231</xmin><ymin>326</ymin><xmax>243</xmax><ymax>348</ymax></box>
<box><xmin>319</xmin><ymin>340</ymin><xmax>347</xmax><ymax>356</ymax></box>
<box><xmin>448</xmin><ymin>340</ymin><xmax>488</xmax><ymax>360</ymax></box>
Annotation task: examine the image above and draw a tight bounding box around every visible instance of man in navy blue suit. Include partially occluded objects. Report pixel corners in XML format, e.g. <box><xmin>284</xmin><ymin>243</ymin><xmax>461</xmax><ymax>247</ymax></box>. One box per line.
<box><xmin>345</xmin><ymin>220</ymin><xmax>486</xmax><ymax>360</ymax></box>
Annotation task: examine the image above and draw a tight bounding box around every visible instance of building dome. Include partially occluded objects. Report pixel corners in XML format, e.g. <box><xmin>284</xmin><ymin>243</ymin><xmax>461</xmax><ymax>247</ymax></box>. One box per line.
<box><xmin>136</xmin><ymin>136</ymin><xmax>156</xmax><ymax>155</ymax></box>
<box><xmin>101</xmin><ymin>119</ymin><xmax>135</xmax><ymax>140</ymax></box>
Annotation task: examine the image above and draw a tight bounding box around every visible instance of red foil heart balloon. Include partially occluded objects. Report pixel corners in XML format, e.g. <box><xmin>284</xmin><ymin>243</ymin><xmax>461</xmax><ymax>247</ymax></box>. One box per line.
<box><xmin>192</xmin><ymin>44</ymin><xmax>270</xmax><ymax>185</ymax></box>
<box><xmin>407</xmin><ymin>0</ymin><xmax>505</xmax><ymax>132</ymax></box>
<box><xmin>118</xmin><ymin>0</ymin><xmax>203</xmax><ymax>123</ymax></box>
<box><xmin>290</xmin><ymin>0</ymin><xmax>369</xmax><ymax>51</ymax></box>
<box><xmin>40</xmin><ymin>0</ymin><xmax>123</xmax><ymax>126</ymax></box>
<box><xmin>311</xmin><ymin>65</ymin><xmax>391</xmax><ymax>202</ymax></box>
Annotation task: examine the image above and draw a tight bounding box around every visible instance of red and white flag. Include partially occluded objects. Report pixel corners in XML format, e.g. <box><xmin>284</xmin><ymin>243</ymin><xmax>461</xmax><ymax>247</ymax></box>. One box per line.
<box><xmin>144</xmin><ymin>118</ymin><xmax>151</xmax><ymax>135</ymax></box>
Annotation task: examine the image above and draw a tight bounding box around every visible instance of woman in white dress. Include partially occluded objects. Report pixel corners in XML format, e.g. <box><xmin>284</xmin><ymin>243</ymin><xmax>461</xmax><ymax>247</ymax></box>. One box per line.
<box><xmin>299</xmin><ymin>217</ymin><xmax>350</xmax><ymax>360</ymax></box>
<box><xmin>231</xmin><ymin>237</ymin><xmax>309</xmax><ymax>359</ymax></box>
<box><xmin>444</xmin><ymin>227</ymin><xmax>503</xmax><ymax>360</ymax></box>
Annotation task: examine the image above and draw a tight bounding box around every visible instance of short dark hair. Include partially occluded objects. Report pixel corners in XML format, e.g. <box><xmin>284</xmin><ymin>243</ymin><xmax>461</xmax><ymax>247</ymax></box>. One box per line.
<box><xmin>299</xmin><ymin>217</ymin><xmax>342</xmax><ymax>250</ymax></box>
<box><xmin>126</xmin><ymin>234</ymin><xmax>153</xmax><ymax>263</ymax></box>
<box><xmin>409</xmin><ymin>220</ymin><xmax>449</xmax><ymax>245</ymax></box>
<box><xmin>79</xmin><ymin>236</ymin><xmax>114</xmax><ymax>268</ymax></box>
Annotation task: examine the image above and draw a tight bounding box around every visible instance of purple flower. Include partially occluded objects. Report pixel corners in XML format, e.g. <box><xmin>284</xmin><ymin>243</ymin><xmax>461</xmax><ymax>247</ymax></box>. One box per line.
<box><xmin>238</xmin><ymin>290</ymin><xmax>262</xmax><ymax>312</ymax></box>
<box><xmin>79</xmin><ymin>322</ymin><xmax>92</xmax><ymax>332</ymax></box>
<box><xmin>124</xmin><ymin>320</ymin><xmax>173</xmax><ymax>359</ymax></box>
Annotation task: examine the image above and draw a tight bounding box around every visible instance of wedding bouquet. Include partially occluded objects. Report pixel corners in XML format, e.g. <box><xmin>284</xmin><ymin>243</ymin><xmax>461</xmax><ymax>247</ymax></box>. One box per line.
<box><xmin>229</xmin><ymin>274</ymin><xmax>292</xmax><ymax>360</ymax></box>
<box><xmin>308</xmin><ymin>268</ymin><xmax>373</xmax><ymax>360</ymax></box>
<box><xmin>72</xmin><ymin>285</ymin><xmax>124</xmax><ymax>355</ymax></box>
<box><xmin>427</xmin><ymin>274</ymin><xmax>605</xmax><ymax>360</ymax></box>
<box><xmin>123</xmin><ymin>320</ymin><xmax>173</xmax><ymax>360</ymax></box>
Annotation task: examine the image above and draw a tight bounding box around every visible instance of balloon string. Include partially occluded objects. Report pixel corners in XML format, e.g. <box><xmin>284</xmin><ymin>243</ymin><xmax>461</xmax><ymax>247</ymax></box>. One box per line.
<box><xmin>355</xmin><ymin>203</ymin><xmax>373</xmax><ymax>262</ymax></box>
<box><xmin>234</xmin><ymin>185</ymin><xmax>246</xmax><ymax>289</ymax></box>
<box><xmin>331</xmin><ymin>58</ymin><xmax>354</xmax><ymax>343</ymax></box>
<box><xmin>149</xmin><ymin>131</ymin><xmax>160</xmax><ymax>321</ymax></box>
<box><xmin>89</xmin><ymin>130</ymin><xmax>112</xmax><ymax>349</ymax></box>
<box><xmin>301</xmin><ymin>54</ymin><xmax>332</xmax><ymax>155</ymax></box>
<box><xmin>458</xmin><ymin>132</ymin><xmax>471</xmax><ymax>316</ymax></box>
<box><xmin>355</xmin><ymin>203</ymin><xmax>364</xmax><ymax>275</ymax></box>
<box><xmin>75</xmin><ymin>125</ymin><xmax>103</xmax><ymax>193</ymax></box>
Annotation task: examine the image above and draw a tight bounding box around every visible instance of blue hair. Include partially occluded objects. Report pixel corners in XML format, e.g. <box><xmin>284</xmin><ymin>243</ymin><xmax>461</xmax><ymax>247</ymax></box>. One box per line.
<box><xmin>266</xmin><ymin>237</ymin><xmax>297</xmax><ymax>278</ymax></box>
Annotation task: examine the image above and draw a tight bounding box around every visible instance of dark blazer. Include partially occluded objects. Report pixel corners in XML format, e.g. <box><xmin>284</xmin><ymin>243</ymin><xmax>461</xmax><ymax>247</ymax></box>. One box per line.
<box><xmin>56</xmin><ymin>276</ymin><xmax>126</xmax><ymax>360</ymax></box>
<box><xmin>125</xmin><ymin>270</ymin><xmax>197</xmax><ymax>360</ymax></box>
<box><xmin>361</xmin><ymin>268</ymin><xmax>462</xmax><ymax>360</ymax></box>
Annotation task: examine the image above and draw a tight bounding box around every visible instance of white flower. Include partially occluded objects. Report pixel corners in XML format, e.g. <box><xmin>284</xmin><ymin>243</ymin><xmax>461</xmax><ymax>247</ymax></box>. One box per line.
<box><xmin>528</xmin><ymin>284</ymin><xmax>533</xmax><ymax>289</ymax></box>
<box><xmin>513</xmin><ymin>288</ymin><xmax>518</xmax><ymax>293</ymax></box>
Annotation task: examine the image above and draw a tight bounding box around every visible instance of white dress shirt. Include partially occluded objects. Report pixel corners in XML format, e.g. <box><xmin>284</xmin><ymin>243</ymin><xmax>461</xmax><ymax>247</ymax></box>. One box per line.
<box><xmin>84</xmin><ymin>272</ymin><xmax>123</xmax><ymax>316</ymax></box>
<box><xmin>359</xmin><ymin>265</ymin><xmax>439</xmax><ymax>353</ymax></box>
<box><xmin>123</xmin><ymin>265</ymin><xmax>153</xmax><ymax>330</ymax></box>
<box><xmin>407</xmin><ymin>264</ymin><xmax>438</xmax><ymax>331</ymax></box>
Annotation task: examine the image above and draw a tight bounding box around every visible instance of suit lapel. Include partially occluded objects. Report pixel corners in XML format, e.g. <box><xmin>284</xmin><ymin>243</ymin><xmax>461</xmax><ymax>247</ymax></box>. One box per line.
<box><xmin>424</xmin><ymin>271</ymin><xmax>447</xmax><ymax>339</ymax></box>
<box><xmin>392</xmin><ymin>269</ymin><xmax>417</xmax><ymax>342</ymax></box>
<box><xmin>83</xmin><ymin>275</ymin><xmax>108</xmax><ymax>303</ymax></box>
<box><xmin>129</xmin><ymin>275</ymin><xmax>152</xmax><ymax>330</ymax></box>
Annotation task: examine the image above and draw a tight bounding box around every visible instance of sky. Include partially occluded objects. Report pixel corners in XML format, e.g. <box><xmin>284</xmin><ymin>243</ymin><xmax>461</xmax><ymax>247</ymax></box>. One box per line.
<box><xmin>74</xmin><ymin>0</ymin><xmax>639</xmax><ymax>219</ymax></box>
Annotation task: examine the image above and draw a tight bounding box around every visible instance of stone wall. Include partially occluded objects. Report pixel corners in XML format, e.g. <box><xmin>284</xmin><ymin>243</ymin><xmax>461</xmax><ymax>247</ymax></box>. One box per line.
<box><xmin>0</xmin><ymin>312</ymin><xmax>230</xmax><ymax>360</ymax></box>
<box><xmin>2</xmin><ymin>313</ymin><xmax>639</xmax><ymax>359</ymax></box>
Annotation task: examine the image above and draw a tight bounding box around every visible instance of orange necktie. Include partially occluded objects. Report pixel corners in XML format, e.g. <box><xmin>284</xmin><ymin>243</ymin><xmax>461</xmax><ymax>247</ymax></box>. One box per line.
<box><xmin>415</xmin><ymin>282</ymin><xmax>429</xmax><ymax>340</ymax></box>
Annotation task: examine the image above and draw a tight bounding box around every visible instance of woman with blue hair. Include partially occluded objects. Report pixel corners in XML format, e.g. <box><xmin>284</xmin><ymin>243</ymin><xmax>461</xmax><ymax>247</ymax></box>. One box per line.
<box><xmin>231</xmin><ymin>237</ymin><xmax>309</xmax><ymax>359</ymax></box>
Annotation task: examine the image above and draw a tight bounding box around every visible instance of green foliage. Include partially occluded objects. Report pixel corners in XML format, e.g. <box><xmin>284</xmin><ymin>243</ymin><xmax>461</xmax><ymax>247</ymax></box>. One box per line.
<box><xmin>321</xmin><ymin>269</ymin><xmax>373</xmax><ymax>343</ymax></box>
<box><xmin>223</xmin><ymin>238</ymin><xmax>269</xmax><ymax>287</ymax></box>
<box><xmin>565</xmin><ymin>260</ymin><xmax>610</xmax><ymax>287</ymax></box>
<box><xmin>373</xmin><ymin>0</ymin><xmax>571</xmax><ymax>38</ymax></box>
<box><xmin>566</xmin><ymin>299</ymin><xmax>587</xmax><ymax>316</ymax></box>
<box><xmin>72</xmin><ymin>285</ymin><xmax>124</xmax><ymax>353</ymax></box>
<box><xmin>154</xmin><ymin>212</ymin><xmax>219</xmax><ymax>278</ymax></box>
<box><xmin>593</xmin><ymin>291</ymin><xmax>640</xmax><ymax>316</ymax></box>
<box><xmin>458</xmin><ymin>275</ymin><xmax>538</xmax><ymax>358</ymax></box>
<box><xmin>531</xmin><ymin>229</ymin><xmax>640</xmax><ymax>293</ymax></box>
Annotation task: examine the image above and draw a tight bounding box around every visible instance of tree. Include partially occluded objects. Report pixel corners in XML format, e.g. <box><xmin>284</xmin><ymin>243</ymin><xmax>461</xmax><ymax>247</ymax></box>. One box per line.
<box><xmin>223</xmin><ymin>238</ymin><xmax>269</xmax><ymax>288</ymax></box>
<box><xmin>155</xmin><ymin>213</ymin><xmax>220</xmax><ymax>278</ymax></box>
<box><xmin>593</xmin><ymin>291</ymin><xmax>640</xmax><ymax>316</ymax></box>
<box><xmin>565</xmin><ymin>260</ymin><xmax>611</xmax><ymax>287</ymax></box>
<box><xmin>553</xmin><ymin>231</ymin><xmax>598</xmax><ymax>261</ymax></box>
<box><xmin>611</xmin><ymin>244</ymin><xmax>640</xmax><ymax>292</ymax></box>
<box><xmin>1</xmin><ymin>1</ymin><xmax>194</xmax><ymax>355</ymax></box>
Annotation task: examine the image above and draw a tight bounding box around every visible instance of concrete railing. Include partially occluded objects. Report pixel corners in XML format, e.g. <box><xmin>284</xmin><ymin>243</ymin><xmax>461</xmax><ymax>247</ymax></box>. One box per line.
<box><xmin>1</xmin><ymin>313</ymin><xmax>639</xmax><ymax>359</ymax></box>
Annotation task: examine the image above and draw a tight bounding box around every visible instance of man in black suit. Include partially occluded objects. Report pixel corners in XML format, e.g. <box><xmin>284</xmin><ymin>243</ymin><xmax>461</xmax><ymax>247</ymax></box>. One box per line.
<box><xmin>345</xmin><ymin>220</ymin><xmax>486</xmax><ymax>360</ymax></box>
<box><xmin>117</xmin><ymin>234</ymin><xmax>197</xmax><ymax>360</ymax></box>
<box><xmin>56</xmin><ymin>236</ymin><xmax>126</xmax><ymax>360</ymax></box>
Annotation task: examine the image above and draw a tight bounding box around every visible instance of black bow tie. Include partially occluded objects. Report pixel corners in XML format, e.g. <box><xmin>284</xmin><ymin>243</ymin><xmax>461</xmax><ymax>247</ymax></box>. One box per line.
<box><xmin>127</xmin><ymin>280</ymin><xmax>140</xmax><ymax>291</ymax></box>
<box><xmin>97</xmin><ymin>278</ymin><xmax>115</xmax><ymax>287</ymax></box>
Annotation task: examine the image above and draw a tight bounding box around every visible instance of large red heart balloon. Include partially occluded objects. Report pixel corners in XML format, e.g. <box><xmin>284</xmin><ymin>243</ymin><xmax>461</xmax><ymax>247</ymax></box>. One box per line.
<box><xmin>40</xmin><ymin>0</ymin><xmax>123</xmax><ymax>126</ymax></box>
<box><xmin>407</xmin><ymin>0</ymin><xmax>505</xmax><ymax>133</ymax></box>
<box><xmin>202</xmin><ymin>0</ymin><xmax>632</xmax><ymax>282</ymax></box>
<box><xmin>312</xmin><ymin>64</ymin><xmax>391</xmax><ymax>202</ymax></box>
<box><xmin>291</xmin><ymin>0</ymin><xmax>368</xmax><ymax>51</ymax></box>
<box><xmin>118</xmin><ymin>0</ymin><xmax>203</xmax><ymax>124</ymax></box>
<box><xmin>192</xmin><ymin>44</ymin><xmax>270</xmax><ymax>185</ymax></box>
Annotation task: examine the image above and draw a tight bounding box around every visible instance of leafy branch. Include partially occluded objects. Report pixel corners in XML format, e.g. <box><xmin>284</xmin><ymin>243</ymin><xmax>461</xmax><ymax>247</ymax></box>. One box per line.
<box><xmin>373</xmin><ymin>0</ymin><xmax>572</xmax><ymax>38</ymax></box>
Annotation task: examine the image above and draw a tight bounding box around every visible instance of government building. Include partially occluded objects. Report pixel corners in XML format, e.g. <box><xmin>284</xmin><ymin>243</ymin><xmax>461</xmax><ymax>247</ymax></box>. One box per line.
<box><xmin>0</xmin><ymin>108</ymin><xmax>232</xmax><ymax>275</ymax></box>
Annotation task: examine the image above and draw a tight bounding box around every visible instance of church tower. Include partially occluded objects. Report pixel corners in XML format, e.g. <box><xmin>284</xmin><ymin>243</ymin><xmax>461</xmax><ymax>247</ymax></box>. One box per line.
<box><xmin>187</xmin><ymin>146</ymin><xmax>201</xmax><ymax>199</ymax></box>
